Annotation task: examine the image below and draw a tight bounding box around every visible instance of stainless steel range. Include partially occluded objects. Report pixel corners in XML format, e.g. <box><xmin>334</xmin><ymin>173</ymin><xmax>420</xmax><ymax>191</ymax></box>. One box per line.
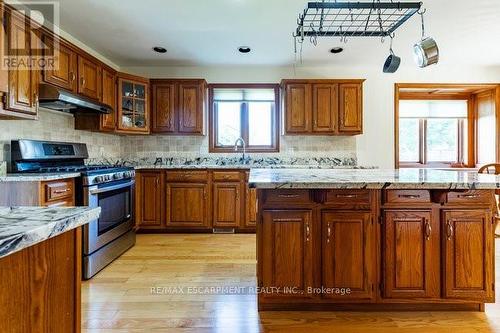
<box><xmin>10</xmin><ymin>139</ymin><xmax>136</xmax><ymax>279</ymax></box>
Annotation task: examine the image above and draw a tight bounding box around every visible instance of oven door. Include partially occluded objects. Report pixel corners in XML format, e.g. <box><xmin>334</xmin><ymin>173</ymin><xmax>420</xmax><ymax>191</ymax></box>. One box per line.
<box><xmin>83</xmin><ymin>179</ymin><xmax>135</xmax><ymax>255</ymax></box>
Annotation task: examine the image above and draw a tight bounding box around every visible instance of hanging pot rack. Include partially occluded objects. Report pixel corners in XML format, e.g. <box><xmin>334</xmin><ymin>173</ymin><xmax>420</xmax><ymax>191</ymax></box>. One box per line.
<box><xmin>294</xmin><ymin>1</ymin><xmax>423</xmax><ymax>43</ymax></box>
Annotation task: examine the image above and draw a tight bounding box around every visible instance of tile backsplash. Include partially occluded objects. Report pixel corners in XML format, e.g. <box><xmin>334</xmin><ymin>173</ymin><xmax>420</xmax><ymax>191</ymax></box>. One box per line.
<box><xmin>0</xmin><ymin>109</ymin><xmax>122</xmax><ymax>165</ymax></box>
<box><xmin>0</xmin><ymin>110</ymin><xmax>357</xmax><ymax>167</ymax></box>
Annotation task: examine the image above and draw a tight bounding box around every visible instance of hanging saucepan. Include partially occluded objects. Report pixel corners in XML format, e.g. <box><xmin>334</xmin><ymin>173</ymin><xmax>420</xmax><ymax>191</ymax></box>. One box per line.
<box><xmin>383</xmin><ymin>35</ymin><xmax>401</xmax><ymax>73</ymax></box>
<box><xmin>413</xmin><ymin>37</ymin><xmax>439</xmax><ymax>68</ymax></box>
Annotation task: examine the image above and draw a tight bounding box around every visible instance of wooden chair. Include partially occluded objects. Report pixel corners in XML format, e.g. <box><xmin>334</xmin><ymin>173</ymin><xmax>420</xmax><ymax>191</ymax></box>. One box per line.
<box><xmin>478</xmin><ymin>163</ymin><xmax>500</xmax><ymax>237</ymax></box>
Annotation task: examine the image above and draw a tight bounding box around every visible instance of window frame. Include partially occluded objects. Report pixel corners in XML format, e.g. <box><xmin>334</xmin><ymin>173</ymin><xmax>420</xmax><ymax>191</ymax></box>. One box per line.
<box><xmin>208</xmin><ymin>83</ymin><xmax>280</xmax><ymax>153</ymax></box>
<box><xmin>399</xmin><ymin>117</ymin><xmax>467</xmax><ymax>168</ymax></box>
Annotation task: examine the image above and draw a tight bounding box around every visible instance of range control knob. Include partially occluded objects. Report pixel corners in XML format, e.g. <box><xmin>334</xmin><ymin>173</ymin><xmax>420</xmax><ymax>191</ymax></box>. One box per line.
<box><xmin>113</xmin><ymin>173</ymin><xmax>122</xmax><ymax>180</ymax></box>
<box><xmin>94</xmin><ymin>176</ymin><xmax>103</xmax><ymax>183</ymax></box>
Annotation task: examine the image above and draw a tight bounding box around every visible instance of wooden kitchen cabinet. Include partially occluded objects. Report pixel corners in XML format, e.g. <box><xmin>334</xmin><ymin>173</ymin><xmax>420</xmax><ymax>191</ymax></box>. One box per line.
<box><xmin>312</xmin><ymin>84</ymin><xmax>338</xmax><ymax>133</ymax></box>
<box><xmin>260</xmin><ymin>210</ymin><xmax>316</xmax><ymax>298</ymax></box>
<box><xmin>382</xmin><ymin>210</ymin><xmax>440</xmax><ymax>299</ymax></box>
<box><xmin>135</xmin><ymin>172</ymin><xmax>164</xmax><ymax>229</ymax></box>
<box><xmin>41</xmin><ymin>34</ymin><xmax>78</xmax><ymax>92</ymax></box>
<box><xmin>117</xmin><ymin>74</ymin><xmax>150</xmax><ymax>134</ymax></box>
<box><xmin>0</xmin><ymin>10</ymin><xmax>39</xmax><ymax>119</ymax></box>
<box><xmin>281</xmin><ymin>79</ymin><xmax>364</xmax><ymax>136</ymax></box>
<box><xmin>245</xmin><ymin>187</ymin><xmax>258</xmax><ymax>228</ymax></box>
<box><xmin>77</xmin><ymin>55</ymin><xmax>101</xmax><ymax>100</ymax></box>
<box><xmin>284</xmin><ymin>82</ymin><xmax>312</xmax><ymax>133</ymax></box>
<box><xmin>339</xmin><ymin>83</ymin><xmax>362</xmax><ymax>134</ymax></box>
<box><xmin>442</xmin><ymin>209</ymin><xmax>494</xmax><ymax>301</ymax></box>
<box><xmin>321</xmin><ymin>211</ymin><xmax>375</xmax><ymax>301</ymax></box>
<box><xmin>100</xmin><ymin>67</ymin><xmax>117</xmax><ymax>131</ymax></box>
<box><xmin>166</xmin><ymin>183</ymin><xmax>210</xmax><ymax>228</ymax></box>
<box><xmin>151</xmin><ymin>79</ymin><xmax>206</xmax><ymax>135</ymax></box>
<box><xmin>212</xmin><ymin>182</ymin><xmax>242</xmax><ymax>227</ymax></box>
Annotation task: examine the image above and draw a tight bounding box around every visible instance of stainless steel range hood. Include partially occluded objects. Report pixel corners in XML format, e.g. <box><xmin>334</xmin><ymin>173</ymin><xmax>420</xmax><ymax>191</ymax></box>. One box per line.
<box><xmin>38</xmin><ymin>83</ymin><xmax>112</xmax><ymax>114</ymax></box>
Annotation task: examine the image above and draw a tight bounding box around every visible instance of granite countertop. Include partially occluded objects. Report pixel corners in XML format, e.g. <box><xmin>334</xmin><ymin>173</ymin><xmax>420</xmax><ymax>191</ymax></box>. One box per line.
<box><xmin>0</xmin><ymin>206</ymin><xmax>100</xmax><ymax>258</ymax></box>
<box><xmin>248</xmin><ymin>168</ymin><xmax>500</xmax><ymax>190</ymax></box>
<box><xmin>134</xmin><ymin>164</ymin><xmax>366</xmax><ymax>170</ymax></box>
<box><xmin>0</xmin><ymin>172</ymin><xmax>81</xmax><ymax>182</ymax></box>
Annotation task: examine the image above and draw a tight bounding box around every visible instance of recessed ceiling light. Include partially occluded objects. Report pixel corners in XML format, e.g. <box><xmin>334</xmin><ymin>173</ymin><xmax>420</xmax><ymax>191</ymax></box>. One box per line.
<box><xmin>238</xmin><ymin>46</ymin><xmax>251</xmax><ymax>54</ymax></box>
<box><xmin>330</xmin><ymin>47</ymin><xmax>344</xmax><ymax>54</ymax></box>
<box><xmin>153</xmin><ymin>46</ymin><xmax>167</xmax><ymax>54</ymax></box>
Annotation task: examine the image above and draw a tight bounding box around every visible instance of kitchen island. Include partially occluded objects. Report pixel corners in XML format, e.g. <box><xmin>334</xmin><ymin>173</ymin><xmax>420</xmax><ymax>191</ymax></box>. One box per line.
<box><xmin>0</xmin><ymin>207</ymin><xmax>100</xmax><ymax>333</ymax></box>
<box><xmin>249</xmin><ymin>168</ymin><xmax>499</xmax><ymax>311</ymax></box>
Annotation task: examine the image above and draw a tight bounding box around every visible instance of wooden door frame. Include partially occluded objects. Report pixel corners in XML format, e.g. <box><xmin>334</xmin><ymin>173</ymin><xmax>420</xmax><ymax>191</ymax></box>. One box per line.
<box><xmin>394</xmin><ymin>83</ymin><xmax>500</xmax><ymax>169</ymax></box>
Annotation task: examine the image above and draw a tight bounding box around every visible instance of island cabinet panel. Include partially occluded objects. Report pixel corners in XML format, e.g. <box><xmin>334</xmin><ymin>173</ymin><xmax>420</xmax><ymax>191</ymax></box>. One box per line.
<box><xmin>442</xmin><ymin>209</ymin><xmax>494</xmax><ymax>301</ymax></box>
<box><xmin>135</xmin><ymin>172</ymin><xmax>164</xmax><ymax>229</ymax></box>
<box><xmin>321</xmin><ymin>211</ymin><xmax>375</xmax><ymax>301</ymax></box>
<box><xmin>261</xmin><ymin>210</ymin><xmax>316</xmax><ymax>298</ymax></box>
<box><xmin>312</xmin><ymin>84</ymin><xmax>338</xmax><ymax>133</ymax></box>
<box><xmin>166</xmin><ymin>183</ymin><xmax>210</xmax><ymax>228</ymax></box>
<box><xmin>245</xmin><ymin>187</ymin><xmax>258</xmax><ymax>228</ymax></box>
<box><xmin>284</xmin><ymin>83</ymin><xmax>312</xmax><ymax>133</ymax></box>
<box><xmin>382</xmin><ymin>210</ymin><xmax>440</xmax><ymax>299</ymax></box>
<box><xmin>338</xmin><ymin>83</ymin><xmax>362</xmax><ymax>134</ymax></box>
<box><xmin>212</xmin><ymin>182</ymin><xmax>241</xmax><ymax>227</ymax></box>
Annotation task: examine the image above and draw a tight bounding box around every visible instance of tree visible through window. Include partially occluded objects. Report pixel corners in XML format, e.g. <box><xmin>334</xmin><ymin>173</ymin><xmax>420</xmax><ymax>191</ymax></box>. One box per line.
<box><xmin>209</xmin><ymin>84</ymin><xmax>279</xmax><ymax>152</ymax></box>
<box><xmin>399</xmin><ymin>100</ymin><xmax>468</xmax><ymax>167</ymax></box>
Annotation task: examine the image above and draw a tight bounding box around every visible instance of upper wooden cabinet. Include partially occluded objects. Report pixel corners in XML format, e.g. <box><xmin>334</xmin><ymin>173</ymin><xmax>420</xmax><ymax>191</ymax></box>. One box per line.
<box><xmin>281</xmin><ymin>79</ymin><xmax>364</xmax><ymax>135</ymax></box>
<box><xmin>100</xmin><ymin>67</ymin><xmax>117</xmax><ymax>131</ymax></box>
<box><xmin>116</xmin><ymin>73</ymin><xmax>150</xmax><ymax>134</ymax></box>
<box><xmin>77</xmin><ymin>55</ymin><xmax>101</xmax><ymax>100</ymax></box>
<box><xmin>0</xmin><ymin>10</ymin><xmax>39</xmax><ymax>119</ymax></box>
<box><xmin>151</xmin><ymin>79</ymin><xmax>206</xmax><ymax>135</ymax></box>
<box><xmin>41</xmin><ymin>34</ymin><xmax>77</xmax><ymax>92</ymax></box>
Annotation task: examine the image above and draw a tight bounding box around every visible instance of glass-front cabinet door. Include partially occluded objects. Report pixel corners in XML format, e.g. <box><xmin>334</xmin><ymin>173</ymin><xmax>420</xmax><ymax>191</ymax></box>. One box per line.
<box><xmin>117</xmin><ymin>76</ymin><xmax>150</xmax><ymax>133</ymax></box>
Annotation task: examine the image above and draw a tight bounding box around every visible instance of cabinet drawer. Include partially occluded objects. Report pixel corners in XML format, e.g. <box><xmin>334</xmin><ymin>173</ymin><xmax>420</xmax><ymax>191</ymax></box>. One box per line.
<box><xmin>264</xmin><ymin>190</ymin><xmax>311</xmax><ymax>205</ymax></box>
<box><xmin>212</xmin><ymin>171</ymin><xmax>242</xmax><ymax>182</ymax></box>
<box><xmin>324</xmin><ymin>190</ymin><xmax>371</xmax><ymax>205</ymax></box>
<box><xmin>166</xmin><ymin>170</ymin><xmax>208</xmax><ymax>183</ymax></box>
<box><xmin>446</xmin><ymin>190</ymin><xmax>492</xmax><ymax>204</ymax></box>
<box><xmin>43</xmin><ymin>179</ymin><xmax>74</xmax><ymax>202</ymax></box>
<box><xmin>384</xmin><ymin>190</ymin><xmax>430</xmax><ymax>204</ymax></box>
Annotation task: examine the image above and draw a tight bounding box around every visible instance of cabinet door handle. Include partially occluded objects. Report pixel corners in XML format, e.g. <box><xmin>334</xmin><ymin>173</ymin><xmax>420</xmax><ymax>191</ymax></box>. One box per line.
<box><xmin>236</xmin><ymin>189</ymin><xmax>240</xmax><ymax>201</ymax></box>
<box><xmin>424</xmin><ymin>220</ymin><xmax>431</xmax><ymax>240</ymax></box>
<box><xmin>156</xmin><ymin>178</ymin><xmax>159</xmax><ymax>185</ymax></box>
<box><xmin>33</xmin><ymin>92</ymin><xmax>39</xmax><ymax>113</ymax></box>
<box><xmin>458</xmin><ymin>194</ymin><xmax>480</xmax><ymax>199</ymax></box>
<box><xmin>53</xmin><ymin>188</ymin><xmax>70</xmax><ymax>194</ymax></box>
<box><xmin>399</xmin><ymin>194</ymin><xmax>420</xmax><ymax>199</ymax></box>
<box><xmin>80</xmin><ymin>77</ymin><xmax>86</xmax><ymax>87</ymax></box>
<box><xmin>446</xmin><ymin>221</ymin><xmax>454</xmax><ymax>240</ymax></box>
<box><xmin>70</xmin><ymin>72</ymin><xmax>76</xmax><ymax>82</ymax></box>
<box><xmin>327</xmin><ymin>223</ymin><xmax>331</xmax><ymax>243</ymax></box>
<box><xmin>305</xmin><ymin>222</ymin><xmax>310</xmax><ymax>242</ymax></box>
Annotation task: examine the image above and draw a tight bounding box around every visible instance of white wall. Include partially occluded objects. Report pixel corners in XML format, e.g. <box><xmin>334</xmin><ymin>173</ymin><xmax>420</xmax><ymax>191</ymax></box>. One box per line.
<box><xmin>123</xmin><ymin>64</ymin><xmax>500</xmax><ymax>168</ymax></box>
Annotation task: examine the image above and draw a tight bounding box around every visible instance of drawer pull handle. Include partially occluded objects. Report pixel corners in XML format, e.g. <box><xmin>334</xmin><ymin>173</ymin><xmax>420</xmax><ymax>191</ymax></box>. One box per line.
<box><xmin>278</xmin><ymin>194</ymin><xmax>300</xmax><ymax>198</ymax></box>
<box><xmin>398</xmin><ymin>194</ymin><xmax>420</xmax><ymax>199</ymax></box>
<box><xmin>305</xmin><ymin>223</ymin><xmax>310</xmax><ymax>242</ymax></box>
<box><xmin>425</xmin><ymin>220</ymin><xmax>432</xmax><ymax>240</ymax></box>
<box><xmin>272</xmin><ymin>218</ymin><xmax>303</xmax><ymax>223</ymax></box>
<box><xmin>336</xmin><ymin>194</ymin><xmax>358</xmax><ymax>198</ymax></box>
<box><xmin>458</xmin><ymin>194</ymin><xmax>480</xmax><ymax>199</ymax></box>
<box><xmin>446</xmin><ymin>221</ymin><xmax>454</xmax><ymax>240</ymax></box>
<box><xmin>53</xmin><ymin>189</ymin><xmax>70</xmax><ymax>194</ymax></box>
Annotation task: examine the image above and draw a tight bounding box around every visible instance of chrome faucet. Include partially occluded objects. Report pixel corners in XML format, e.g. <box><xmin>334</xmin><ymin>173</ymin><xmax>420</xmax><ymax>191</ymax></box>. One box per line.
<box><xmin>234</xmin><ymin>137</ymin><xmax>246</xmax><ymax>161</ymax></box>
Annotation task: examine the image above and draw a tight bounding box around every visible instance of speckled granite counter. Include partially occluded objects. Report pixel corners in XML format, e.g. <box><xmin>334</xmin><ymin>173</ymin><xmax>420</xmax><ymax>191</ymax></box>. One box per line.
<box><xmin>0</xmin><ymin>206</ymin><xmax>100</xmax><ymax>258</ymax></box>
<box><xmin>0</xmin><ymin>172</ymin><xmax>80</xmax><ymax>182</ymax></box>
<box><xmin>134</xmin><ymin>164</ymin><xmax>368</xmax><ymax>170</ymax></box>
<box><xmin>248</xmin><ymin>168</ymin><xmax>500</xmax><ymax>190</ymax></box>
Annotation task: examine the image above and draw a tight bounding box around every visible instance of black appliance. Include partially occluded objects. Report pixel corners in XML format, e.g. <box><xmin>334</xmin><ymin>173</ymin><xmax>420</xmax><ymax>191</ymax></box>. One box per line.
<box><xmin>10</xmin><ymin>139</ymin><xmax>136</xmax><ymax>279</ymax></box>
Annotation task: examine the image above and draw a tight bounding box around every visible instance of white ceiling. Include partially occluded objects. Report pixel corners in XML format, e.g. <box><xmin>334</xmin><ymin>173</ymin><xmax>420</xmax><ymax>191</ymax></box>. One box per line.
<box><xmin>55</xmin><ymin>0</ymin><xmax>500</xmax><ymax>67</ymax></box>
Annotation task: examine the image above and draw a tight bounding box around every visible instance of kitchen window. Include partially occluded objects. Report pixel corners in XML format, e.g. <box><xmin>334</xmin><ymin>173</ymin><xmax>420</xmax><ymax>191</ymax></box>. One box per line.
<box><xmin>398</xmin><ymin>100</ymin><xmax>468</xmax><ymax>167</ymax></box>
<box><xmin>209</xmin><ymin>84</ymin><xmax>280</xmax><ymax>153</ymax></box>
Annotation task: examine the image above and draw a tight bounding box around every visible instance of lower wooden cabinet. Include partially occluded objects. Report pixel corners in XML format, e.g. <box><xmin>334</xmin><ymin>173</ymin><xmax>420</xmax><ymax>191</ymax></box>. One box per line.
<box><xmin>166</xmin><ymin>183</ymin><xmax>210</xmax><ymax>228</ymax></box>
<box><xmin>260</xmin><ymin>210</ymin><xmax>316</xmax><ymax>298</ymax></box>
<box><xmin>442</xmin><ymin>209</ymin><xmax>494</xmax><ymax>301</ymax></box>
<box><xmin>213</xmin><ymin>182</ymin><xmax>241</xmax><ymax>227</ymax></box>
<box><xmin>382</xmin><ymin>210</ymin><xmax>440</xmax><ymax>299</ymax></box>
<box><xmin>322</xmin><ymin>211</ymin><xmax>375</xmax><ymax>301</ymax></box>
<box><xmin>135</xmin><ymin>172</ymin><xmax>164</xmax><ymax>229</ymax></box>
<box><xmin>135</xmin><ymin>169</ymin><xmax>255</xmax><ymax>231</ymax></box>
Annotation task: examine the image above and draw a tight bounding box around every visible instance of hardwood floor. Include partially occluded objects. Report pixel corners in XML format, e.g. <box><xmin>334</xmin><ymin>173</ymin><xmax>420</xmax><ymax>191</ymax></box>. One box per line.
<box><xmin>82</xmin><ymin>235</ymin><xmax>500</xmax><ymax>333</ymax></box>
